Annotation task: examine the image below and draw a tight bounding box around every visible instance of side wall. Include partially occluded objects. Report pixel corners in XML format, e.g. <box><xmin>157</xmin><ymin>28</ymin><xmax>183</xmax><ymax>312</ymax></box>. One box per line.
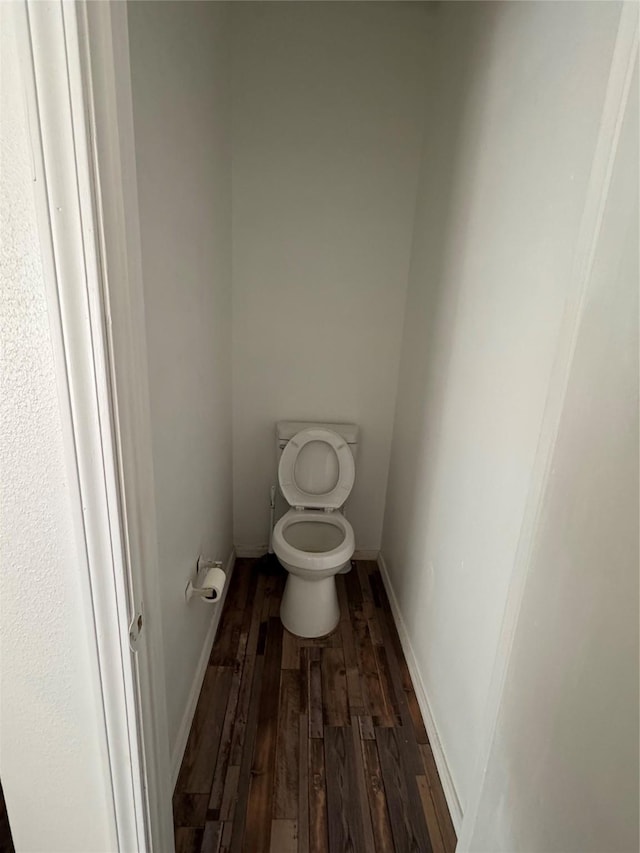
<box><xmin>128</xmin><ymin>1</ymin><xmax>234</xmax><ymax>758</ymax></box>
<box><xmin>380</xmin><ymin>0</ymin><xmax>622</xmax><ymax>818</ymax></box>
<box><xmin>0</xmin><ymin>14</ymin><xmax>117</xmax><ymax>851</ymax></box>
<box><xmin>231</xmin><ymin>2</ymin><xmax>432</xmax><ymax>552</ymax></box>
<box><xmin>467</xmin><ymin>51</ymin><xmax>639</xmax><ymax>853</ymax></box>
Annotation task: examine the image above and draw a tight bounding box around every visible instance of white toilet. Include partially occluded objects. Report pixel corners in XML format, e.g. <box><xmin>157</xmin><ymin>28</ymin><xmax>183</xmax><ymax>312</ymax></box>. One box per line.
<box><xmin>273</xmin><ymin>422</ymin><xmax>358</xmax><ymax>638</ymax></box>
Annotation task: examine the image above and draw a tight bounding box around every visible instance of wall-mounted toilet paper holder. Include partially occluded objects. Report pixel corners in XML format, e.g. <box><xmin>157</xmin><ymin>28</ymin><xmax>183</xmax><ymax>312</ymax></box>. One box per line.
<box><xmin>185</xmin><ymin>558</ymin><xmax>226</xmax><ymax>604</ymax></box>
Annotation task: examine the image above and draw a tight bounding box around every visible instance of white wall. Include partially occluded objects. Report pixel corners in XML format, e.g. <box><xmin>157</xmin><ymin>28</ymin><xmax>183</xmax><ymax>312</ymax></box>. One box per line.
<box><xmin>380</xmin><ymin>0</ymin><xmax>622</xmax><ymax>817</ymax></box>
<box><xmin>128</xmin><ymin>1</ymin><xmax>233</xmax><ymax>757</ymax></box>
<box><xmin>231</xmin><ymin>2</ymin><xmax>432</xmax><ymax>552</ymax></box>
<box><xmin>0</xmin><ymin>15</ymin><xmax>117</xmax><ymax>851</ymax></box>
<box><xmin>467</xmin><ymin>55</ymin><xmax>639</xmax><ymax>852</ymax></box>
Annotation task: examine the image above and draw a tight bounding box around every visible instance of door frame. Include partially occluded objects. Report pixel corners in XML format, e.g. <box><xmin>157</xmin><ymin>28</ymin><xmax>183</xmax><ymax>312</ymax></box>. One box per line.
<box><xmin>17</xmin><ymin>1</ymin><xmax>173</xmax><ymax>849</ymax></box>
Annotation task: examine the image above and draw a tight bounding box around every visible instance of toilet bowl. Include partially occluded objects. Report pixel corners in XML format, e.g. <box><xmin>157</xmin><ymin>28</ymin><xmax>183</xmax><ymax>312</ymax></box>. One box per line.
<box><xmin>272</xmin><ymin>426</ymin><xmax>357</xmax><ymax>638</ymax></box>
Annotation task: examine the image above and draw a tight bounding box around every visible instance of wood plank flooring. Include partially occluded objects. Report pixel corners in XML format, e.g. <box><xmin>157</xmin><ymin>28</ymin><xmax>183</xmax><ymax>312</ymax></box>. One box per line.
<box><xmin>174</xmin><ymin>558</ymin><xmax>457</xmax><ymax>853</ymax></box>
<box><xmin>0</xmin><ymin>780</ymin><xmax>14</xmax><ymax>853</ymax></box>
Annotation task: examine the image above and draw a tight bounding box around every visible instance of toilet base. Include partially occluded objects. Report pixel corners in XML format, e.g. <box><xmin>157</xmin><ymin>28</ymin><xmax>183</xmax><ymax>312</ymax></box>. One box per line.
<box><xmin>280</xmin><ymin>573</ymin><xmax>340</xmax><ymax>639</ymax></box>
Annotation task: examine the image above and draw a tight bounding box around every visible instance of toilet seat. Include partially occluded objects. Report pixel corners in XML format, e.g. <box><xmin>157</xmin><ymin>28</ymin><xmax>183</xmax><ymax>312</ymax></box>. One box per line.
<box><xmin>273</xmin><ymin>509</ymin><xmax>355</xmax><ymax>576</ymax></box>
<box><xmin>278</xmin><ymin>428</ymin><xmax>355</xmax><ymax>510</ymax></box>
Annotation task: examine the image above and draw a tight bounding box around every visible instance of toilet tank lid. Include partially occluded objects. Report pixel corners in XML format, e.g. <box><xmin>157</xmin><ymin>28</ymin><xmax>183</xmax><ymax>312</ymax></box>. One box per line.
<box><xmin>277</xmin><ymin>421</ymin><xmax>359</xmax><ymax>445</ymax></box>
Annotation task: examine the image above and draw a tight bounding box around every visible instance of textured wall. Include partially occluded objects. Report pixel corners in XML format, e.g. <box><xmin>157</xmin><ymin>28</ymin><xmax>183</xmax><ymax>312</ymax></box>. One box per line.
<box><xmin>0</xmin><ymin>14</ymin><xmax>116</xmax><ymax>852</ymax></box>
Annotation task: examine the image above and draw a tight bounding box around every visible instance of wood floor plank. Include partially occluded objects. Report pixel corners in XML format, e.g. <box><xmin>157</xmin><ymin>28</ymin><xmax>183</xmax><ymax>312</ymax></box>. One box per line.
<box><xmin>298</xmin><ymin>714</ymin><xmax>310</xmax><ymax>853</ymax></box>
<box><xmin>219</xmin><ymin>821</ymin><xmax>233</xmax><ymax>853</ymax></box>
<box><xmin>321</xmin><ymin>647</ymin><xmax>349</xmax><ymax>727</ymax></box>
<box><xmin>356</xmin><ymin>561</ymin><xmax>375</xmax><ymax>608</ymax></box>
<box><xmin>361</xmin><ymin>738</ymin><xmax>395</xmax><ymax>853</ymax></box>
<box><xmin>281</xmin><ymin>629</ymin><xmax>299</xmax><ymax>669</ymax></box>
<box><xmin>358</xmin><ymin>714</ymin><xmax>375</xmax><ymax>741</ymax></box>
<box><xmin>261</xmin><ymin>571</ymin><xmax>285</xmax><ymax>621</ymax></box>
<box><xmin>274</xmin><ymin>669</ymin><xmax>300</xmax><ymax>819</ymax></box>
<box><xmin>220</xmin><ymin>765</ymin><xmax>240</xmax><ymax>821</ymax></box>
<box><xmin>357</xmin><ymin>562</ymin><xmax>386</xmax><ymax>647</ymax></box>
<box><xmin>337</xmin><ymin>575</ymin><xmax>366</xmax><ymax>716</ymax></box>
<box><xmin>308</xmin><ymin>737</ymin><xmax>329</xmax><ymax>853</ymax></box>
<box><xmin>224</xmin><ymin>560</ymin><xmax>252</xmax><ymax>612</ymax></box>
<box><xmin>210</xmin><ymin>607</ymin><xmax>243</xmax><ymax>666</ymax></box>
<box><xmin>350</xmin><ymin>716</ymin><xmax>376</xmax><ymax>853</ymax></box>
<box><xmin>366</xmin><ymin>603</ymin><xmax>385</xmax><ymax>646</ymax></box>
<box><xmin>417</xmin><ymin>775</ymin><xmax>446</xmax><ymax>853</ymax></box>
<box><xmin>344</xmin><ymin>564</ymin><xmax>363</xmax><ymax>610</ymax></box>
<box><xmin>229</xmin><ymin>655</ymin><xmax>265</xmax><ymax>853</ymax></box>
<box><xmin>179</xmin><ymin>666</ymin><xmax>233</xmax><ymax>794</ymax></box>
<box><xmin>244</xmin><ymin>618</ymin><xmax>284</xmax><ymax>852</ymax></box>
<box><xmin>335</xmin><ymin>573</ymin><xmax>349</xmax><ymax>621</ymax></box>
<box><xmin>352</xmin><ymin>608</ymin><xmax>393</xmax><ymax>725</ymax></box>
<box><xmin>174</xmin><ymin>827</ymin><xmax>204</xmax><ymax>853</ymax></box>
<box><xmin>308</xmin><ymin>653</ymin><xmax>324</xmax><ymax>738</ymax></box>
<box><xmin>175</xmin><ymin>668</ymin><xmax>217</xmax><ymax>793</ymax></box>
<box><xmin>0</xmin><ymin>781</ymin><xmax>14</xmax><ymax>853</ymax></box>
<box><xmin>173</xmin><ymin>792</ymin><xmax>208</xmax><ymax>828</ymax></box>
<box><xmin>307</xmin><ymin>630</ymin><xmax>341</xmax><ymax>648</ymax></box>
<box><xmin>374</xmin><ymin>643</ymin><xmax>401</xmax><ymax>722</ymax></box>
<box><xmin>269</xmin><ymin>820</ymin><xmax>298</xmax><ymax>853</ymax></box>
<box><xmin>200</xmin><ymin>821</ymin><xmax>223</xmax><ymax>853</ymax></box>
<box><xmin>229</xmin><ymin>575</ymin><xmax>266</xmax><ymax>766</ymax></box>
<box><xmin>324</xmin><ymin>727</ymin><xmax>366</xmax><ymax>852</ymax></box>
<box><xmin>419</xmin><ymin>743</ymin><xmax>457</xmax><ymax>853</ymax></box>
<box><xmin>375</xmin><ymin>726</ymin><xmax>433</xmax><ymax>853</ymax></box>
<box><xmin>208</xmin><ymin>657</ymin><xmax>244</xmax><ymax>812</ymax></box>
<box><xmin>299</xmin><ymin>646</ymin><xmax>309</xmax><ymax>717</ymax></box>
<box><xmin>229</xmin><ymin>656</ymin><xmax>257</xmax><ymax>768</ymax></box>
<box><xmin>406</xmin><ymin>688</ymin><xmax>429</xmax><ymax>745</ymax></box>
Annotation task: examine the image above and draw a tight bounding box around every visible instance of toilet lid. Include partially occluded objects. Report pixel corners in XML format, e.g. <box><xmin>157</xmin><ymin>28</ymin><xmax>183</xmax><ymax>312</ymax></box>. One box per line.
<box><xmin>278</xmin><ymin>428</ymin><xmax>355</xmax><ymax>510</ymax></box>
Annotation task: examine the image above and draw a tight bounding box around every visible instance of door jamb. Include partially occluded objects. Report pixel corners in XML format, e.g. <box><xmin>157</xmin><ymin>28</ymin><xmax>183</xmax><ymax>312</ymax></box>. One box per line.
<box><xmin>18</xmin><ymin>1</ymin><xmax>174</xmax><ymax>850</ymax></box>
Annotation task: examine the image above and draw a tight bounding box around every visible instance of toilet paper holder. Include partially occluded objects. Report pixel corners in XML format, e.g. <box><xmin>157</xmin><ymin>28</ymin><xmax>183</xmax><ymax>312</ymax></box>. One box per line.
<box><xmin>185</xmin><ymin>558</ymin><xmax>226</xmax><ymax>604</ymax></box>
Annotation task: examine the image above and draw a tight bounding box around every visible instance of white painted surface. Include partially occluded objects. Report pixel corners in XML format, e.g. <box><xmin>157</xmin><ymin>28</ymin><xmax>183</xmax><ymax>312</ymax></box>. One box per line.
<box><xmin>381</xmin><ymin>1</ymin><xmax>622</xmax><ymax>814</ymax></box>
<box><xmin>81</xmin><ymin>2</ymin><xmax>175</xmax><ymax>844</ymax></box>
<box><xmin>467</xmin><ymin>51</ymin><xmax>639</xmax><ymax>852</ymax></box>
<box><xmin>231</xmin><ymin>3</ymin><xmax>432</xmax><ymax>552</ymax></box>
<box><xmin>128</xmin><ymin>1</ymin><xmax>234</xmax><ymax>756</ymax></box>
<box><xmin>0</xmin><ymin>14</ymin><xmax>116</xmax><ymax>851</ymax></box>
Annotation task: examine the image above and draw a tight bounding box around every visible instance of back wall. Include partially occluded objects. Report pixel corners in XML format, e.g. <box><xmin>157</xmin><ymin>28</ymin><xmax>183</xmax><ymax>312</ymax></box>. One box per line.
<box><xmin>231</xmin><ymin>2</ymin><xmax>432</xmax><ymax>551</ymax></box>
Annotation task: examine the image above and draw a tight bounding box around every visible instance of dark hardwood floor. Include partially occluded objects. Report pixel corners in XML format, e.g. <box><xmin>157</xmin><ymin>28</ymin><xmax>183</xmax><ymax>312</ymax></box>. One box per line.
<box><xmin>174</xmin><ymin>558</ymin><xmax>457</xmax><ymax>853</ymax></box>
<box><xmin>0</xmin><ymin>779</ymin><xmax>14</xmax><ymax>853</ymax></box>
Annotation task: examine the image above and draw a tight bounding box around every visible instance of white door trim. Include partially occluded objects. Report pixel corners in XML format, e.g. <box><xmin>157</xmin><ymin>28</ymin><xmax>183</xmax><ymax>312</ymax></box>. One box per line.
<box><xmin>17</xmin><ymin>1</ymin><xmax>174</xmax><ymax>850</ymax></box>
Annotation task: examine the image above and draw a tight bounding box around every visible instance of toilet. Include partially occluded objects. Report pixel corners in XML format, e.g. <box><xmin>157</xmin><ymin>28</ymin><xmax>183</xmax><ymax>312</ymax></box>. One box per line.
<box><xmin>273</xmin><ymin>422</ymin><xmax>358</xmax><ymax>638</ymax></box>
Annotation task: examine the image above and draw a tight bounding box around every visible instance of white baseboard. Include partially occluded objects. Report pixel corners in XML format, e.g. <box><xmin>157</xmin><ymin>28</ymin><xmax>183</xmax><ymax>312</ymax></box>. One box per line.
<box><xmin>234</xmin><ymin>545</ymin><xmax>268</xmax><ymax>558</ymax></box>
<box><xmin>377</xmin><ymin>552</ymin><xmax>463</xmax><ymax>832</ymax></box>
<box><xmin>235</xmin><ymin>546</ymin><xmax>379</xmax><ymax>561</ymax></box>
<box><xmin>170</xmin><ymin>547</ymin><xmax>236</xmax><ymax>791</ymax></box>
<box><xmin>353</xmin><ymin>549</ymin><xmax>379</xmax><ymax>560</ymax></box>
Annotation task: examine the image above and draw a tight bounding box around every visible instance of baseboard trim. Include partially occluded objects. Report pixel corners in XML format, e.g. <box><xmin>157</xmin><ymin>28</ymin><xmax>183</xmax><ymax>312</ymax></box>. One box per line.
<box><xmin>235</xmin><ymin>546</ymin><xmax>380</xmax><ymax>561</ymax></box>
<box><xmin>353</xmin><ymin>549</ymin><xmax>379</xmax><ymax>560</ymax></box>
<box><xmin>377</xmin><ymin>552</ymin><xmax>464</xmax><ymax>832</ymax></box>
<box><xmin>170</xmin><ymin>547</ymin><xmax>236</xmax><ymax>791</ymax></box>
<box><xmin>235</xmin><ymin>545</ymin><xmax>268</xmax><ymax>558</ymax></box>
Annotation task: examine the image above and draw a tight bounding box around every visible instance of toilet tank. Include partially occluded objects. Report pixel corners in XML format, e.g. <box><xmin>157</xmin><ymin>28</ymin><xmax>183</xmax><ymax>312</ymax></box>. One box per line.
<box><xmin>276</xmin><ymin>421</ymin><xmax>359</xmax><ymax>462</ymax></box>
